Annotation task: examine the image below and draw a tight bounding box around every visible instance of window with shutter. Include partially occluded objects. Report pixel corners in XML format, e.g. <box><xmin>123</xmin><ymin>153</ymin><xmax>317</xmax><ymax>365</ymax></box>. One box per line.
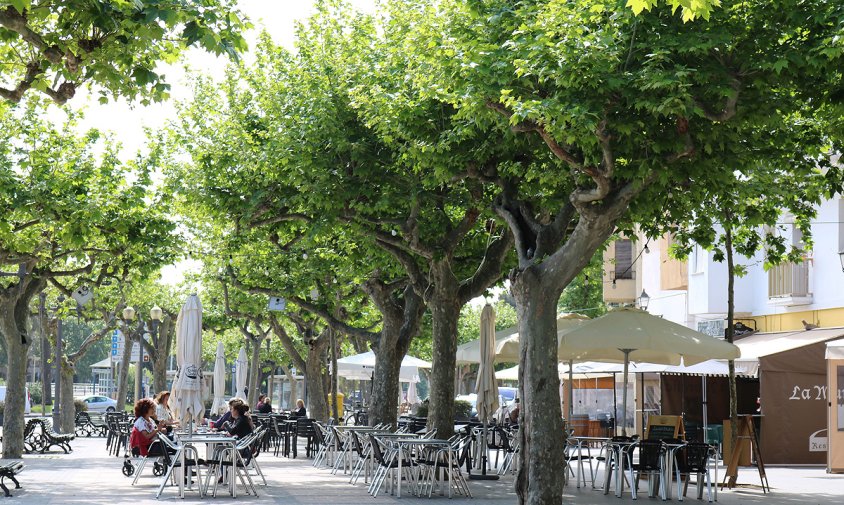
<box><xmin>614</xmin><ymin>240</ymin><xmax>633</xmax><ymax>280</ymax></box>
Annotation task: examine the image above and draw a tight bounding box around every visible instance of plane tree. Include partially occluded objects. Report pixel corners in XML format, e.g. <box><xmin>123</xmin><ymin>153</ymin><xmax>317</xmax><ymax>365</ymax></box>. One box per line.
<box><xmin>392</xmin><ymin>0</ymin><xmax>844</xmax><ymax>503</ymax></box>
<box><xmin>0</xmin><ymin>0</ymin><xmax>247</xmax><ymax>104</ymax></box>
<box><xmin>0</xmin><ymin>104</ymin><xmax>178</xmax><ymax>456</ymax></box>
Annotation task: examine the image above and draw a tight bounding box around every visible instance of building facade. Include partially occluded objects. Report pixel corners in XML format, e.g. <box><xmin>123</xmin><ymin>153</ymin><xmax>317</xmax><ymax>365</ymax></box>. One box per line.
<box><xmin>603</xmin><ymin>197</ymin><xmax>844</xmax><ymax>334</ymax></box>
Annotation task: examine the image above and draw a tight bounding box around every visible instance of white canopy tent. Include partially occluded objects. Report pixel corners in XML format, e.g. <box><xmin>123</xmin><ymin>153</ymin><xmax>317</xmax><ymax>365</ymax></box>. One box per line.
<box><xmin>336</xmin><ymin>351</ymin><xmax>430</xmax><ymax>382</ymax></box>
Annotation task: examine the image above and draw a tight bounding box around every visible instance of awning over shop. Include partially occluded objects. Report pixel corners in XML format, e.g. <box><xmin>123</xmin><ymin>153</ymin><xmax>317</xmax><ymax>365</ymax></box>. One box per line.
<box><xmin>826</xmin><ymin>339</ymin><xmax>844</xmax><ymax>359</ymax></box>
<box><xmin>736</xmin><ymin>326</ymin><xmax>844</xmax><ymax>359</ymax></box>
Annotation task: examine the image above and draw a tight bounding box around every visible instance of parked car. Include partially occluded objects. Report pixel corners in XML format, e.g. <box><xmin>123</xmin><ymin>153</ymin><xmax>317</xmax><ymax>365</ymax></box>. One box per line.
<box><xmin>80</xmin><ymin>395</ymin><xmax>117</xmax><ymax>413</ymax></box>
<box><xmin>498</xmin><ymin>387</ymin><xmax>518</xmax><ymax>407</ymax></box>
<box><xmin>456</xmin><ymin>388</ymin><xmax>520</xmax><ymax>421</ymax></box>
<box><xmin>0</xmin><ymin>386</ymin><xmax>31</xmax><ymax>414</ymax></box>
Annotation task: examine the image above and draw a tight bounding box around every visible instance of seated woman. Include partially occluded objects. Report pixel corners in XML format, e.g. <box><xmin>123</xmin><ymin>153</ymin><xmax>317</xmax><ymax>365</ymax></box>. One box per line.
<box><xmin>130</xmin><ymin>398</ymin><xmax>166</xmax><ymax>457</ymax></box>
<box><xmin>226</xmin><ymin>402</ymin><xmax>254</xmax><ymax>439</ymax></box>
<box><xmin>154</xmin><ymin>390</ymin><xmax>179</xmax><ymax>432</ymax></box>
<box><xmin>256</xmin><ymin>395</ymin><xmax>273</xmax><ymax>414</ymax></box>
<box><xmin>212</xmin><ymin>398</ymin><xmax>241</xmax><ymax>431</ymax></box>
<box><xmin>293</xmin><ymin>398</ymin><xmax>306</xmax><ymax>418</ymax></box>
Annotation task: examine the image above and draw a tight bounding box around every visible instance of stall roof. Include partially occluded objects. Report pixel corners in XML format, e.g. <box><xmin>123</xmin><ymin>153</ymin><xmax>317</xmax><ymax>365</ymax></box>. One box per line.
<box><xmin>90</xmin><ymin>357</ymin><xmax>112</xmax><ymax>369</ymax></box>
<box><xmin>826</xmin><ymin>339</ymin><xmax>844</xmax><ymax>359</ymax></box>
<box><xmin>734</xmin><ymin>326</ymin><xmax>844</xmax><ymax>361</ymax></box>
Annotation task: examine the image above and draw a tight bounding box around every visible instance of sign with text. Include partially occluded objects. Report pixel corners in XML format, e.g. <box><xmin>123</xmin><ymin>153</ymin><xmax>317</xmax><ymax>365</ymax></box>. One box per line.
<box><xmin>110</xmin><ymin>329</ymin><xmax>149</xmax><ymax>363</ymax></box>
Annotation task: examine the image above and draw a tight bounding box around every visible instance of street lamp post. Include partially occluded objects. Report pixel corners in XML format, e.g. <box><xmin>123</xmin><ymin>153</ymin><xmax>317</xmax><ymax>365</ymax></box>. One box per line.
<box><xmin>149</xmin><ymin>305</ymin><xmax>163</xmax><ymax>396</ymax></box>
<box><xmin>52</xmin><ymin>295</ymin><xmax>65</xmax><ymax>429</ymax></box>
<box><xmin>122</xmin><ymin>306</ymin><xmax>136</xmax><ymax>405</ymax></box>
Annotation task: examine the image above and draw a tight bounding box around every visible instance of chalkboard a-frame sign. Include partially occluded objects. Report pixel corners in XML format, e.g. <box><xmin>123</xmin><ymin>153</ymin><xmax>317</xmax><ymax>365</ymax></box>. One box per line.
<box><xmin>645</xmin><ymin>415</ymin><xmax>685</xmax><ymax>440</ymax></box>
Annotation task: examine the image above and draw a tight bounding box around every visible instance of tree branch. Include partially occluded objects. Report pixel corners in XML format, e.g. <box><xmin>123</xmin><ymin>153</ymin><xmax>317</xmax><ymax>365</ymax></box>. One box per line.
<box><xmin>68</xmin><ymin>319</ymin><xmax>117</xmax><ymax>362</ymax></box>
<box><xmin>249</xmin><ymin>212</ymin><xmax>311</xmax><ymax>229</ymax></box>
<box><xmin>695</xmin><ymin>77</ymin><xmax>741</xmax><ymax>122</ymax></box>
<box><xmin>288</xmin><ymin>296</ymin><xmax>379</xmax><ymax>342</ymax></box>
<box><xmin>458</xmin><ymin>229</ymin><xmax>514</xmax><ymax>303</ymax></box>
<box><xmin>372</xmin><ymin>238</ymin><xmax>428</xmax><ymax>294</ymax></box>
<box><xmin>268</xmin><ymin>314</ymin><xmax>307</xmax><ymax>371</ymax></box>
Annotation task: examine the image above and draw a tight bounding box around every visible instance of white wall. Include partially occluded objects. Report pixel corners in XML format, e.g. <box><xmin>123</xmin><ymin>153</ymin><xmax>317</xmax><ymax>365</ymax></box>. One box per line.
<box><xmin>640</xmin><ymin>197</ymin><xmax>844</xmax><ymax>327</ymax></box>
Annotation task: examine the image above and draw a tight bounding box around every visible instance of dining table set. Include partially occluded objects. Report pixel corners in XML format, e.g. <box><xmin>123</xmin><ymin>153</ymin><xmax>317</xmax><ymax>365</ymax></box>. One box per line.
<box><xmin>149</xmin><ymin>425</ymin><xmax>266</xmax><ymax>499</ymax></box>
<box><xmin>564</xmin><ymin>435</ymin><xmax>718</xmax><ymax>502</ymax></box>
<box><xmin>313</xmin><ymin>423</ymin><xmax>473</xmax><ymax>499</ymax></box>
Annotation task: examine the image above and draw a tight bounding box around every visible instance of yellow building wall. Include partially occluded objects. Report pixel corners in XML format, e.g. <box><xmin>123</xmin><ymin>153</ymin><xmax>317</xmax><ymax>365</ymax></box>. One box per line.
<box><xmin>748</xmin><ymin>307</ymin><xmax>844</xmax><ymax>332</ymax></box>
<box><xmin>659</xmin><ymin>236</ymin><xmax>688</xmax><ymax>291</ymax></box>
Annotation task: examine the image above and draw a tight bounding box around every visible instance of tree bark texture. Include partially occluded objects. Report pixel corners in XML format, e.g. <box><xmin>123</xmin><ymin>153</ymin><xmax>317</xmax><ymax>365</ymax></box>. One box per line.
<box><xmin>427</xmin><ymin>261</ymin><xmax>462</xmax><ymax>438</ymax></box>
<box><xmin>115</xmin><ymin>324</ymin><xmax>134</xmax><ymax>410</ymax></box>
<box><xmin>247</xmin><ymin>337</ymin><xmax>262</xmax><ymax>408</ymax></box>
<box><xmin>724</xmin><ymin>222</ymin><xmax>739</xmax><ymax>446</ymax></box>
<box><xmin>0</xmin><ymin>299</ymin><xmax>31</xmax><ymax>458</ymax></box>
<box><xmin>41</xmin><ymin>331</ymin><xmax>52</xmax><ymax>406</ymax></box>
<box><xmin>367</xmin><ymin>285</ymin><xmax>424</xmax><ymax>428</ymax></box>
<box><xmin>149</xmin><ymin>317</ymin><xmax>173</xmax><ymax>395</ymax></box>
<box><xmin>305</xmin><ymin>337</ymin><xmax>329</xmax><ymax>421</ymax></box>
<box><xmin>59</xmin><ymin>360</ymin><xmax>75</xmax><ymax>433</ymax></box>
<box><xmin>370</xmin><ymin>332</ymin><xmax>404</xmax><ymax>427</ymax></box>
<box><xmin>511</xmin><ymin>268</ymin><xmax>565</xmax><ymax>505</ymax></box>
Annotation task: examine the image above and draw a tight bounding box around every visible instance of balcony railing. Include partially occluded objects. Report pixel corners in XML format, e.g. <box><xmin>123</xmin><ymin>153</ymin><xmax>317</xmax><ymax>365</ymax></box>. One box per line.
<box><xmin>768</xmin><ymin>260</ymin><xmax>811</xmax><ymax>301</ymax></box>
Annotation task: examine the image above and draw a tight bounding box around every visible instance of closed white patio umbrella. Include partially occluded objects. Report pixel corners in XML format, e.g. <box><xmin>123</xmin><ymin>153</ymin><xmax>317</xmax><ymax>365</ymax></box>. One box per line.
<box><xmin>170</xmin><ymin>295</ymin><xmax>205</xmax><ymax>427</ymax></box>
<box><xmin>407</xmin><ymin>380</ymin><xmax>419</xmax><ymax>405</ymax></box>
<box><xmin>558</xmin><ymin>307</ymin><xmax>740</xmax><ymax>435</ymax></box>
<box><xmin>472</xmin><ymin>304</ymin><xmax>499</xmax><ymax>480</ymax></box>
<box><xmin>235</xmin><ymin>347</ymin><xmax>248</xmax><ymax>400</ymax></box>
<box><xmin>210</xmin><ymin>341</ymin><xmax>227</xmax><ymax>416</ymax></box>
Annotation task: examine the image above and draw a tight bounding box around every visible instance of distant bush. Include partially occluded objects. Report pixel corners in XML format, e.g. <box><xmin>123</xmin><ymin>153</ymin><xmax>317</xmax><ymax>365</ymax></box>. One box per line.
<box><xmin>454</xmin><ymin>400</ymin><xmax>472</xmax><ymax>419</ymax></box>
<box><xmin>29</xmin><ymin>383</ymin><xmax>42</xmax><ymax>405</ymax></box>
<box><xmin>415</xmin><ymin>402</ymin><xmax>429</xmax><ymax>417</ymax></box>
<box><xmin>74</xmin><ymin>399</ymin><xmax>88</xmax><ymax>413</ymax></box>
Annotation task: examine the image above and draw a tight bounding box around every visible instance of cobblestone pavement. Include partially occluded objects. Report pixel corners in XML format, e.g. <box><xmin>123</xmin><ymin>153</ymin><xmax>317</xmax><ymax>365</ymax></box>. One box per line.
<box><xmin>9</xmin><ymin>437</ymin><xmax>843</xmax><ymax>504</ymax></box>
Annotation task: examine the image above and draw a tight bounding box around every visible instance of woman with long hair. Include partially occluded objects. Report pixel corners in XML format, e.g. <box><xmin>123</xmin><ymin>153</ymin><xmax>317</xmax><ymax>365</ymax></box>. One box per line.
<box><xmin>129</xmin><ymin>398</ymin><xmax>165</xmax><ymax>456</ymax></box>
<box><xmin>226</xmin><ymin>402</ymin><xmax>254</xmax><ymax>439</ymax></box>
<box><xmin>153</xmin><ymin>390</ymin><xmax>178</xmax><ymax>429</ymax></box>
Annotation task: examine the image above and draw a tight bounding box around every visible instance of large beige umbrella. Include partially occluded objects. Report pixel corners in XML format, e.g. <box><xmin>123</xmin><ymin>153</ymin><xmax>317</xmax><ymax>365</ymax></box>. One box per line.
<box><xmin>235</xmin><ymin>347</ymin><xmax>248</xmax><ymax>400</ymax></box>
<box><xmin>456</xmin><ymin>313</ymin><xmax>588</xmax><ymax>364</ymax></box>
<box><xmin>558</xmin><ymin>307</ymin><xmax>740</xmax><ymax>434</ymax></box>
<box><xmin>210</xmin><ymin>341</ymin><xmax>227</xmax><ymax>415</ymax></box>
<box><xmin>170</xmin><ymin>295</ymin><xmax>205</xmax><ymax>427</ymax></box>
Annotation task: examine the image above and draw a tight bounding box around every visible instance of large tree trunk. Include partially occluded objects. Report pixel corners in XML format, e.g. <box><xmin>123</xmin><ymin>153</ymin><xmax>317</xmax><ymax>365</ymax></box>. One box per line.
<box><xmin>427</xmin><ymin>261</ymin><xmax>462</xmax><ymax>438</ymax></box>
<box><xmin>115</xmin><ymin>326</ymin><xmax>133</xmax><ymax>411</ymax></box>
<box><xmin>59</xmin><ymin>360</ymin><xmax>76</xmax><ymax>433</ymax></box>
<box><xmin>305</xmin><ymin>337</ymin><xmax>329</xmax><ymax>421</ymax></box>
<box><xmin>370</xmin><ymin>330</ymin><xmax>404</xmax><ymax>427</ymax></box>
<box><xmin>152</xmin><ymin>351</ymin><xmax>168</xmax><ymax>396</ymax></box>
<box><xmin>150</xmin><ymin>317</ymin><xmax>172</xmax><ymax>395</ymax></box>
<box><xmin>247</xmin><ymin>338</ymin><xmax>262</xmax><ymax>408</ymax></box>
<box><xmin>366</xmin><ymin>284</ymin><xmax>425</xmax><ymax>428</ymax></box>
<box><xmin>0</xmin><ymin>300</ymin><xmax>32</xmax><ymax>458</ymax></box>
<box><xmin>512</xmin><ymin>267</ymin><xmax>565</xmax><ymax>505</ymax></box>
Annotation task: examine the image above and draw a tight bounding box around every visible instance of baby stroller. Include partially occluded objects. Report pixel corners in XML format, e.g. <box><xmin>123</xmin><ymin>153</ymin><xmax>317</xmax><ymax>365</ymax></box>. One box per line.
<box><xmin>123</xmin><ymin>427</ymin><xmax>166</xmax><ymax>478</ymax></box>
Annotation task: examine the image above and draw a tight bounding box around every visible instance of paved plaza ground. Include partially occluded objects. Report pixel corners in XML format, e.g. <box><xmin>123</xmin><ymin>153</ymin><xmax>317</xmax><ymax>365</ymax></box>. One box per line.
<box><xmin>10</xmin><ymin>436</ymin><xmax>844</xmax><ymax>504</ymax></box>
